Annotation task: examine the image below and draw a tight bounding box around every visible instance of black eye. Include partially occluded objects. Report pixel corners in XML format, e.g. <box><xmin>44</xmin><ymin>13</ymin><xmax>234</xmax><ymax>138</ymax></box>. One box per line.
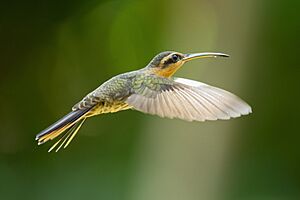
<box><xmin>171</xmin><ymin>54</ymin><xmax>180</xmax><ymax>62</ymax></box>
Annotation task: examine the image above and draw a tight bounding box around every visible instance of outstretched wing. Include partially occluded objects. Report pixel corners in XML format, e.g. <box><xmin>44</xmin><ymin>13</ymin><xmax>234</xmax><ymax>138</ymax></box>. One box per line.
<box><xmin>126</xmin><ymin>76</ymin><xmax>251</xmax><ymax>121</ymax></box>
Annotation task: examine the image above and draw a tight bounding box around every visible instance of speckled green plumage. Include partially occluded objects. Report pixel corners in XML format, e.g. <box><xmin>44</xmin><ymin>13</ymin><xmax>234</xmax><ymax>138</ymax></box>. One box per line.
<box><xmin>72</xmin><ymin>69</ymin><xmax>174</xmax><ymax>115</ymax></box>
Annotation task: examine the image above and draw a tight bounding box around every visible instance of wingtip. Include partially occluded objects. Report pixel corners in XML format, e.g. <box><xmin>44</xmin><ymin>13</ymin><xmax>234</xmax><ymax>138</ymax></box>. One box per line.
<box><xmin>243</xmin><ymin>104</ymin><xmax>253</xmax><ymax>115</ymax></box>
<box><xmin>249</xmin><ymin>106</ymin><xmax>253</xmax><ymax>114</ymax></box>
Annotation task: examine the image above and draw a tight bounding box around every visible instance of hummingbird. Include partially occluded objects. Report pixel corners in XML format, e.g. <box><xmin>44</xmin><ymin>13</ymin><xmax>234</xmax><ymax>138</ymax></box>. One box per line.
<box><xmin>36</xmin><ymin>51</ymin><xmax>252</xmax><ymax>152</ymax></box>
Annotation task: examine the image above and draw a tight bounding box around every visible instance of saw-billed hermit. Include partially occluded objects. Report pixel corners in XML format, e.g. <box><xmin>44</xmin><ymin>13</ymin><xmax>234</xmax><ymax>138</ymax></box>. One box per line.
<box><xmin>36</xmin><ymin>51</ymin><xmax>252</xmax><ymax>152</ymax></box>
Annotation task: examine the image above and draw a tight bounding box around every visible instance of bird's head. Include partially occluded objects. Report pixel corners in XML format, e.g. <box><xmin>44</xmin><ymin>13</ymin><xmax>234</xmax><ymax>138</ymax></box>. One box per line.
<box><xmin>146</xmin><ymin>51</ymin><xmax>229</xmax><ymax>77</ymax></box>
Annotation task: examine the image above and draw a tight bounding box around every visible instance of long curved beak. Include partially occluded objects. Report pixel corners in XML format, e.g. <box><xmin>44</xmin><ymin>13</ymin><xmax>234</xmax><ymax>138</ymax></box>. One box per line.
<box><xmin>182</xmin><ymin>52</ymin><xmax>229</xmax><ymax>62</ymax></box>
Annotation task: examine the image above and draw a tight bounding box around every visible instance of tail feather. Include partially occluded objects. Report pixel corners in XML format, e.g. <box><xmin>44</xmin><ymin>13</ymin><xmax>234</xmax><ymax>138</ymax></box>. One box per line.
<box><xmin>47</xmin><ymin>118</ymin><xmax>86</xmax><ymax>152</ymax></box>
<box><xmin>36</xmin><ymin>108</ymin><xmax>90</xmax><ymax>141</ymax></box>
<box><xmin>36</xmin><ymin>107</ymin><xmax>91</xmax><ymax>152</ymax></box>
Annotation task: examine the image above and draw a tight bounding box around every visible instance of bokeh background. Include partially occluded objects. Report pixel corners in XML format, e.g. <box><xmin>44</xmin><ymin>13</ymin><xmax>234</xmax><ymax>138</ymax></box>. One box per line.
<box><xmin>0</xmin><ymin>0</ymin><xmax>299</xmax><ymax>199</ymax></box>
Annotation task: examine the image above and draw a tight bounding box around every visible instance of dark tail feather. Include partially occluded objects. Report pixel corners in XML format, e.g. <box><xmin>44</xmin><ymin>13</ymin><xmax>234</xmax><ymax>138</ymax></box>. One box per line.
<box><xmin>36</xmin><ymin>108</ymin><xmax>91</xmax><ymax>149</ymax></box>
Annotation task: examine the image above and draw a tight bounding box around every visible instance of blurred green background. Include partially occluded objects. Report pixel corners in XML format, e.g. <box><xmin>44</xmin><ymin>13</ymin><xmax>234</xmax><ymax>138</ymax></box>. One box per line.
<box><xmin>0</xmin><ymin>0</ymin><xmax>299</xmax><ymax>199</ymax></box>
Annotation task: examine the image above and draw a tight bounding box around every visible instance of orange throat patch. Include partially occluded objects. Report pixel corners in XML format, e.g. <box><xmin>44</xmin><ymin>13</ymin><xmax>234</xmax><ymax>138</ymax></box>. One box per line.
<box><xmin>152</xmin><ymin>63</ymin><xmax>183</xmax><ymax>77</ymax></box>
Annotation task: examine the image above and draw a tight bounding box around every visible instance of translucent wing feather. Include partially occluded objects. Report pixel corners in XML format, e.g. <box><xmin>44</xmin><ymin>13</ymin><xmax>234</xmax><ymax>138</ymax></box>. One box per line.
<box><xmin>126</xmin><ymin>77</ymin><xmax>251</xmax><ymax>121</ymax></box>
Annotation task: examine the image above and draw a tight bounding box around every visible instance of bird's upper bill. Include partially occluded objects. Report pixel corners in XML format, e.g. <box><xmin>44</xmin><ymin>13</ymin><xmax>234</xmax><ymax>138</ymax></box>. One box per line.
<box><xmin>182</xmin><ymin>52</ymin><xmax>229</xmax><ymax>62</ymax></box>
<box><xmin>149</xmin><ymin>51</ymin><xmax>229</xmax><ymax>78</ymax></box>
